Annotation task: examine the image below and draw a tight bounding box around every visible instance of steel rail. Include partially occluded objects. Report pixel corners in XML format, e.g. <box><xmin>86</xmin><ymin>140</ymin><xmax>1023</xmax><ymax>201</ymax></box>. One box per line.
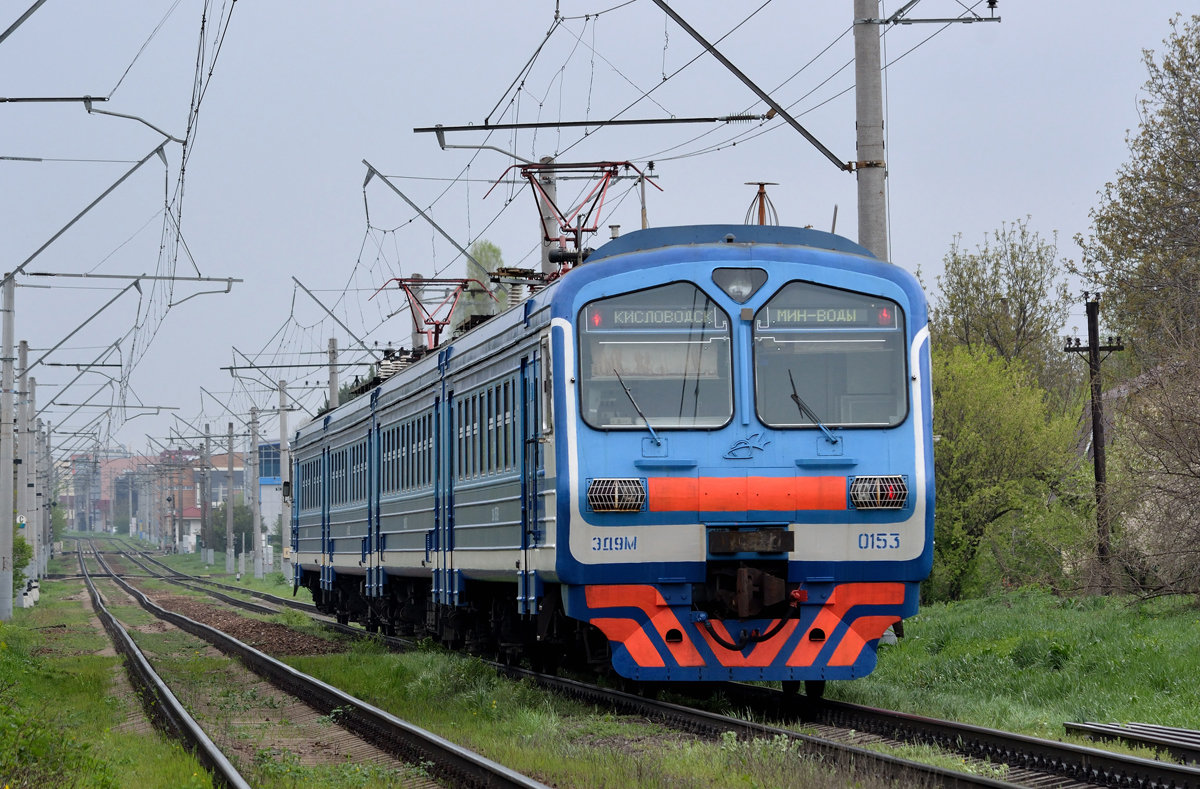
<box><xmin>1065</xmin><ymin>721</ymin><xmax>1200</xmax><ymax>767</ymax></box>
<box><xmin>91</xmin><ymin>545</ymin><xmax>551</xmax><ymax>789</ymax></box>
<box><xmin>107</xmin><ymin>543</ymin><xmax>1017</xmax><ymax>789</ymax></box>
<box><xmin>717</xmin><ymin>683</ymin><xmax>1200</xmax><ymax>789</ymax></box>
<box><xmin>108</xmin><ymin>541</ymin><xmax>1200</xmax><ymax>787</ymax></box>
<box><xmin>108</xmin><ymin>547</ymin><xmax>319</xmax><ymax>614</ymax></box>
<box><xmin>76</xmin><ymin>542</ymin><xmax>252</xmax><ymax>789</ymax></box>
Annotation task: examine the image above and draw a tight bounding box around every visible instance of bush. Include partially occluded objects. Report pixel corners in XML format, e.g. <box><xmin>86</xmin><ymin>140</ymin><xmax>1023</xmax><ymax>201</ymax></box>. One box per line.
<box><xmin>11</xmin><ymin>536</ymin><xmax>31</xmax><ymax>597</ymax></box>
<box><xmin>928</xmin><ymin>346</ymin><xmax>1084</xmax><ymax>600</ymax></box>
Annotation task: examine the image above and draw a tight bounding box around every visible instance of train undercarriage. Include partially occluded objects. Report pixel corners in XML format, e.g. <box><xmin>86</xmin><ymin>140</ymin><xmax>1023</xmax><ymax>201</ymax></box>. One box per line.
<box><xmin>299</xmin><ymin>570</ymin><xmax>607</xmax><ymax>677</ymax></box>
<box><xmin>297</xmin><ymin>564</ymin><xmax>828</xmax><ymax>698</ymax></box>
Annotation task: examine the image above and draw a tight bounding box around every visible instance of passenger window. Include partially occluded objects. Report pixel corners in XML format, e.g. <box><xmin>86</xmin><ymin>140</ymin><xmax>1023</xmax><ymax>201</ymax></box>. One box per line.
<box><xmin>754</xmin><ymin>281</ymin><xmax>907</xmax><ymax>428</ymax></box>
<box><xmin>578</xmin><ymin>282</ymin><xmax>733</xmax><ymax>429</ymax></box>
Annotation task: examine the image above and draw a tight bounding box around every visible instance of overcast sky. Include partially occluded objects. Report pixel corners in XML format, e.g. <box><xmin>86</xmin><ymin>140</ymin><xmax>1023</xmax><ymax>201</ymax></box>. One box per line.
<box><xmin>0</xmin><ymin>0</ymin><xmax>1186</xmax><ymax>455</ymax></box>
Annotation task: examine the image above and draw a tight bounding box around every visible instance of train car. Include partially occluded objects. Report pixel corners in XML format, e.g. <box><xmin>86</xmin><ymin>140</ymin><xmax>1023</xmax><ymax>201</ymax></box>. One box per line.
<box><xmin>291</xmin><ymin>223</ymin><xmax>933</xmax><ymax>695</ymax></box>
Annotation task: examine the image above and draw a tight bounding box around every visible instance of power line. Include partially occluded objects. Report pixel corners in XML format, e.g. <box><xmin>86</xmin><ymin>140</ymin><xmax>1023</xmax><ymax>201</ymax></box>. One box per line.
<box><xmin>108</xmin><ymin>0</ymin><xmax>184</xmax><ymax>97</ymax></box>
<box><xmin>554</xmin><ymin>0</ymin><xmax>775</xmax><ymax>159</ymax></box>
<box><xmin>635</xmin><ymin>0</ymin><xmax>989</xmax><ymax>166</ymax></box>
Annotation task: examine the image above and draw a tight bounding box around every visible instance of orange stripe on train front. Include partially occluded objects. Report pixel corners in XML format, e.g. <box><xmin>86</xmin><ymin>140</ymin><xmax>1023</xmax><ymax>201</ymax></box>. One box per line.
<box><xmin>586</xmin><ymin>585</ymin><xmax>705</xmax><ymax>667</ymax></box>
<box><xmin>648</xmin><ymin>476</ymin><xmax>846</xmax><ymax>512</ymax></box>
<box><xmin>647</xmin><ymin>477</ymin><xmax>699</xmax><ymax>511</ymax></box>
<box><xmin>788</xmin><ymin>583</ymin><xmax>906</xmax><ymax>667</ymax></box>
<box><xmin>589</xmin><ymin>617</ymin><xmax>666</xmax><ymax>667</ymax></box>
<box><xmin>827</xmin><ymin>615</ymin><xmax>901</xmax><ymax>666</ymax></box>
<box><xmin>587</xmin><ymin>584</ymin><xmax>666</xmax><ymax>611</ymax></box>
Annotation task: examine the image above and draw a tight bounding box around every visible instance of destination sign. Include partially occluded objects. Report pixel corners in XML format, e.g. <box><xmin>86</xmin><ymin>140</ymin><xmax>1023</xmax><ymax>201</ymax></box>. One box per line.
<box><xmin>767</xmin><ymin>304</ymin><xmax>897</xmax><ymax>328</ymax></box>
<box><xmin>584</xmin><ymin>306</ymin><xmax>727</xmax><ymax>331</ymax></box>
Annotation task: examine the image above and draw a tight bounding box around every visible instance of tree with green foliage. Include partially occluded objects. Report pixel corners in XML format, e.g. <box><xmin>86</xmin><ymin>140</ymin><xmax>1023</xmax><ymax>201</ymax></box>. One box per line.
<box><xmin>1079</xmin><ymin>14</ymin><xmax>1200</xmax><ymax>364</ymax></box>
<box><xmin>1108</xmin><ymin>350</ymin><xmax>1200</xmax><ymax>598</ymax></box>
<box><xmin>11</xmin><ymin>535</ymin><xmax>31</xmax><ymax>596</ymax></box>
<box><xmin>210</xmin><ymin>500</ymin><xmax>254</xmax><ymax>553</ymax></box>
<box><xmin>929</xmin><ymin>218</ymin><xmax>1077</xmax><ymax>408</ymax></box>
<box><xmin>452</xmin><ymin>239</ymin><xmax>505</xmax><ymax>338</ymax></box>
<box><xmin>51</xmin><ymin>502</ymin><xmax>66</xmax><ymax>542</ymax></box>
<box><xmin>928</xmin><ymin>346</ymin><xmax>1080</xmax><ymax>600</ymax></box>
<box><xmin>1073</xmin><ymin>14</ymin><xmax>1200</xmax><ymax>600</ymax></box>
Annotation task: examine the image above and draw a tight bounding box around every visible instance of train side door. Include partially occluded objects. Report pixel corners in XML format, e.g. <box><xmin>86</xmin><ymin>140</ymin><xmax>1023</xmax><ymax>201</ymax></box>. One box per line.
<box><xmin>434</xmin><ymin>396</ymin><xmax>457</xmax><ymax>606</ymax></box>
<box><xmin>320</xmin><ymin>446</ymin><xmax>331</xmax><ymax>592</ymax></box>
<box><xmin>518</xmin><ymin>352</ymin><xmax>541</xmax><ymax>613</ymax></box>
<box><xmin>365</xmin><ymin>402</ymin><xmax>381</xmax><ymax>598</ymax></box>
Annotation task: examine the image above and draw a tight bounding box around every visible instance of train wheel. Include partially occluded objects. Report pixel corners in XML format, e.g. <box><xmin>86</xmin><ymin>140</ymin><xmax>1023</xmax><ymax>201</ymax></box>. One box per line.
<box><xmin>781</xmin><ymin>680</ymin><xmax>800</xmax><ymax>695</ymax></box>
<box><xmin>805</xmin><ymin>680</ymin><xmax>826</xmax><ymax>699</ymax></box>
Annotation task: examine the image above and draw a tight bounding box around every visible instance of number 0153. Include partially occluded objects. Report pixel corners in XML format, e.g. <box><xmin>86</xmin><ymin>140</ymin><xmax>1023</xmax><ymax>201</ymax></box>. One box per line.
<box><xmin>858</xmin><ymin>532</ymin><xmax>900</xmax><ymax>550</ymax></box>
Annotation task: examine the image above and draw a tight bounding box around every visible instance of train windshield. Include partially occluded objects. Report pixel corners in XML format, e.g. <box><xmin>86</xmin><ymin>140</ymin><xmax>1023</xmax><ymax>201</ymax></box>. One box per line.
<box><xmin>579</xmin><ymin>282</ymin><xmax>733</xmax><ymax>429</ymax></box>
<box><xmin>754</xmin><ymin>281</ymin><xmax>908</xmax><ymax>428</ymax></box>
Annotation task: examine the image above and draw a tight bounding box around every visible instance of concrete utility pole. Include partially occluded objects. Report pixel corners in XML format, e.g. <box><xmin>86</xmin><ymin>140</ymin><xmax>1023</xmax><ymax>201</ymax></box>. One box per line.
<box><xmin>853</xmin><ymin>0</ymin><xmax>888</xmax><ymax>262</ymax></box>
<box><xmin>225</xmin><ymin>422</ymin><xmax>235</xmax><ymax>573</ymax></box>
<box><xmin>36</xmin><ymin>419</ymin><xmax>46</xmax><ymax>575</ymax></box>
<box><xmin>1064</xmin><ymin>296</ymin><xmax>1124</xmax><ymax>591</ymax></box>
<box><xmin>25</xmin><ymin>377</ymin><xmax>37</xmax><ymax>580</ymax></box>
<box><xmin>16</xmin><ymin>342</ymin><xmax>29</xmax><ymax>584</ymax></box>
<box><xmin>328</xmin><ymin>338</ymin><xmax>339</xmax><ymax>409</ymax></box>
<box><xmin>639</xmin><ymin>174</ymin><xmax>649</xmax><ymax>230</ymax></box>
<box><xmin>172</xmin><ymin>454</ymin><xmax>180</xmax><ymax>549</ymax></box>
<box><xmin>279</xmin><ymin>380</ymin><xmax>289</xmax><ymax>547</ymax></box>
<box><xmin>1</xmin><ymin>275</ymin><xmax>15</xmax><ymax>620</ymax></box>
<box><xmin>126</xmin><ymin>470</ymin><xmax>133</xmax><ymax>540</ymax></box>
<box><xmin>202</xmin><ymin>424</ymin><xmax>211</xmax><ymax>555</ymax></box>
<box><xmin>16</xmin><ymin>340</ymin><xmax>26</xmax><ymax>556</ymax></box>
<box><xmin>250</xmin><ymin>407</ymin><xmax>263</xmax><ymax>579</ymax></box>
<box><xmin>538</xmin><ymin>156</ymin><xmax>559</xmax><ymax>274</ymax></box>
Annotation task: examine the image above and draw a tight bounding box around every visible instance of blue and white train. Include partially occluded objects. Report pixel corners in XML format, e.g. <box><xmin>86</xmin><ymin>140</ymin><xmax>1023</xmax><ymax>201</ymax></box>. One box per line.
<box><xmin>291</xmin><ymin>224</ymin><xmax>933</xmax><ymax>694</ymax></box>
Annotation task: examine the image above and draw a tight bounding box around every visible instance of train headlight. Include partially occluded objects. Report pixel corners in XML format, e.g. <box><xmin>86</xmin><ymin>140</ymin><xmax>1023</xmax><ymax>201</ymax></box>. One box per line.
<box><xmin>712</xmin><ymin>268</ymin><xmax>768</xmax><ymax>304</ymax></box>
<box><xmin>586</xmin><ymin>478</ymin><xmax>646</xmax><ymax>512</ymax></box>
<box><xmin>849</xmin><ymin>476</ymin><xmax>908</xmax><ymax>509</ymax></box>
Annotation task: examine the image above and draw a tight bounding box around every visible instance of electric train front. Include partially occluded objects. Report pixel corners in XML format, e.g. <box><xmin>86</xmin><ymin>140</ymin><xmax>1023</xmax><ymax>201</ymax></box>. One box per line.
<box><xmin>552</xmin><ymin>229</ymin><xmax>933</xmax><ymax>686</ymax></box>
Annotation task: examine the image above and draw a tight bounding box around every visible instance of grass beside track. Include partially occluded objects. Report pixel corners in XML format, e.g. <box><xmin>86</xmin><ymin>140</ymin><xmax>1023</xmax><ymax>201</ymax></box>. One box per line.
<box><xmin>112</xmin><ymin>606</ymin><xmax>422</xmax><ymax>789</ymax></box>
<box><xmin>83</xmin><ymin>535</ymin><xmax>1200</xmax><ymax>765</ymax></box>
<box><xmin>0</xmin><ymin>576</ymin><xmax>210</xmax><ymax>789</ymax></box>
<box><xmin>287</xmin><ymin>640</ymin><xmax>942</xmax><ymax>789</ymax></box>
<box><xmin>828</xmin><ymin>588</ymin><xmax>1200</xmax><ymax>739</ymax></box>
<box><xmin>131</xmin><ymin>545</ymin><xmax>316</xmax><ymax>604</ymax></box>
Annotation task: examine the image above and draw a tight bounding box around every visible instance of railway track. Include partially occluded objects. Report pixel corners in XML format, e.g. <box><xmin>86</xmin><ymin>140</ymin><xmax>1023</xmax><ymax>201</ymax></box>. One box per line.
<box><xmin>76</xmin><ymin>542</ymin><xmax>252</xmax><ymax>789</ymax></box>
<box><xmin>95</xmin><ymin>541</ymin><xmax>1051</xmax><ymax>788</ymax></box>
<box><xmin>106</xmin><ymin>538</ymin><xmax>1200</xmax><ymax>789</ymax></box>
<box><xmin>86</xmin><ymin>540</ymin><xmax>550</xmax><ymax>789</ymax></box>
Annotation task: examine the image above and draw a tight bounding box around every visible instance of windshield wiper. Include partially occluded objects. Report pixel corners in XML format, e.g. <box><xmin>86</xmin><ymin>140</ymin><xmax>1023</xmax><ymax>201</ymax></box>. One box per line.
<box><xmin>788</xmin><ymin>369</ymin><xmax>839</xmax><ymax>445</ymax></box>
<box><xmin>613</xmin><ymin>369</ymin><xmax>661</xmax><ymax>445</ymax></box>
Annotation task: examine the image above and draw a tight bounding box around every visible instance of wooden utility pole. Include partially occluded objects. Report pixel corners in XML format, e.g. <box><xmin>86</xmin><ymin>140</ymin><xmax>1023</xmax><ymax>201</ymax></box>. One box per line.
<box><xmin>1064</xmin><ymin>295</ymin><xmax>1124</xmax><ymax>587</ymax></box>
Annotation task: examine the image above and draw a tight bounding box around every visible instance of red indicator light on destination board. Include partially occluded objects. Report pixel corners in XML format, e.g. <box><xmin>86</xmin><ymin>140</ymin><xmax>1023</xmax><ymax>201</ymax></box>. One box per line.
<box><xmin>591</xmin><ymin>312</ymin><xmax>602</xmax><ymax>327</ymax></box>
<box><xmin>877</xmin><ymin>307</ymin><xmax>892</xmax><ymax>325</ymax></box>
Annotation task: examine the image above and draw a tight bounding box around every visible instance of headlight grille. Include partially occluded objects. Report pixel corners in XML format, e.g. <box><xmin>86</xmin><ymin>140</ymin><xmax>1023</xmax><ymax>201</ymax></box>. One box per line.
<box><xmin>587</xmin><ymin>478</ymin><xmax>646</xmax><ymax>512</ymax></box>
<box><xmin>849</xmin><ymin>475</ymin><xmax>908</xmax><ymax>509</ymax></box>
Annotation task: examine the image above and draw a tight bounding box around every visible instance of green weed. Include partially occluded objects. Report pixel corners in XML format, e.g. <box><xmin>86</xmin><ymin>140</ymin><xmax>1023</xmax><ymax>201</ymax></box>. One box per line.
<box><xmin>0</xmin><ymin>578</ymin><xmax>211</xmax><ymax>788</ymax></box>
<box><xmin>828</xmin><ymin>589</ymin><xmax>1200</xmax><ymax>738</ymax></box>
